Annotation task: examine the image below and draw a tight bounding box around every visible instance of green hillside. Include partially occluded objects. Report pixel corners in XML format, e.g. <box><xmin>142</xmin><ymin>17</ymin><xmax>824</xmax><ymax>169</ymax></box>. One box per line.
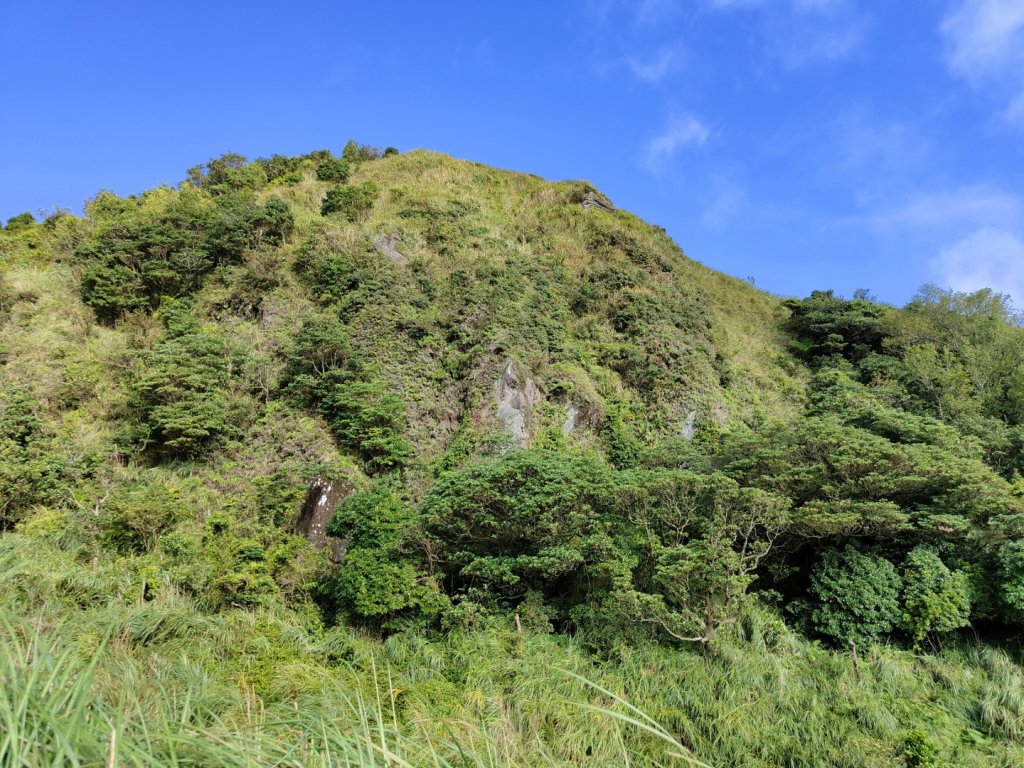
<box><xmin>2</xmin><ymin>145</ymin><xmax>1024</xmax><ymax>767</ymax></box>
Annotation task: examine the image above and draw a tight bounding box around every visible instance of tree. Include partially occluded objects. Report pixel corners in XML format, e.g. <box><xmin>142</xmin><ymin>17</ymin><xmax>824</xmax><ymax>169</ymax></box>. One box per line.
<box><xmin>5</xmin><ymin>212</ymin><xmax>35</xmax><ymax>231</ymax></box>
<box><xmin>130</xmin><ymin>311</ymin><xmax>242</xmax><ymax>458</ymax></box>
<box><xmin>612</xmin><ymin>470</ymin><xmax>789</xmax><ymax>644</ymax></box>
<box><xmin>422</xmin><ymin>450</ymin><xmax>614</xmax><ymax>603</ymax></box>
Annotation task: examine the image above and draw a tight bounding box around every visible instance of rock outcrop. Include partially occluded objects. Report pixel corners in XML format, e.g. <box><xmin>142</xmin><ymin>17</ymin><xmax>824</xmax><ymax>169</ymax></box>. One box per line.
<box><xmin>295</xmin><ymin>477</ymin><xmax>353</xmax><ymax>564</ymax></box>
<box><xmin>581</xmin><ymin>190</ymin><xmax>615</xmax><ymax>213</ymax></box>
<box><xmin>683</xmin><ymin>410</ymin><xmax>697</xmax><ymax>440</ymax></box>
<box><xmin>374</xmin><ymin>233</ymin><xmax>408</xmax><ymax>264</ymax></box>
<box><xmin>495</xmin><ymin>362</ymin><xmax>540</xmax><ymax>448</ymax></box>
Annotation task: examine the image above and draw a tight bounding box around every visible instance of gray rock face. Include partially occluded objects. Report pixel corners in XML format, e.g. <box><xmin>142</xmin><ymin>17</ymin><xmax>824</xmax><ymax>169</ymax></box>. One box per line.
<box><xmin>581</xmin><ymin>191</ymin><xmax>615</xmax><ymax>213</ymax></box>
<box><xmin>683</xmin><ymin>410</ymin><xmax>698</xmax><ymax>440</ymax></box>
<box><xmin>374</xmin><ymin>233</ymin><xmax>408</xmax><ymax>264</ymax></box>
<box><xmin>295</xmin><ymin>477</ymin><xmax>353</xmax><ymax>564</ymax></box>
<box><xmin>495</xmin><ymin>362</ymin><xmax>540</xmax><ymax>448</ymax></box>
<box><xmin>562</xmin><ymin>404</ymin><xmax>579</xmax><ymax>436</ymax></box>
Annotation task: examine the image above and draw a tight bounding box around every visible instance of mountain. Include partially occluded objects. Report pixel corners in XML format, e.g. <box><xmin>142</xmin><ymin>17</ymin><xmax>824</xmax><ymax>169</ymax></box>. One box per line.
<box><xmin>2</xmin><ymin>144</ymin><xmax>1024</xmax><ymax>766</ymax></box>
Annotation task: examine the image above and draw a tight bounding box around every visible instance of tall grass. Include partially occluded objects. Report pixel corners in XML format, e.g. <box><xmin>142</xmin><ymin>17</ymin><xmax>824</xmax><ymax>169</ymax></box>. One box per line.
<box><xmin>4</xmin><ymin>533</ymin><xmax>1024</xmax><ymax>766</ymax></box>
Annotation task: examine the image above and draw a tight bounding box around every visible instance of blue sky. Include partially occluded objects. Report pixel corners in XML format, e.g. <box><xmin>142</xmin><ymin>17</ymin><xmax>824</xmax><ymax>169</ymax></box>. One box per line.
<box><xmin>3</xmin><ymin>0</ymin><xmax>1024</xmax><ymax>306</ymax></box>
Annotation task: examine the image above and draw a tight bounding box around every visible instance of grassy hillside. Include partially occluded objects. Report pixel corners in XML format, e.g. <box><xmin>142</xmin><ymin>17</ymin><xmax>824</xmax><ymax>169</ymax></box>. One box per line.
<box><xmin>2</xmin><ymin>145</ymin><xmax>1024</xmax><ymax>766</ymax></box>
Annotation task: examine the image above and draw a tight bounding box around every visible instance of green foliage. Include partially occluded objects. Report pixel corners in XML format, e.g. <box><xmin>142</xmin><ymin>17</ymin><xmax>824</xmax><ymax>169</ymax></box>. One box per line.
<box><xmin>321</xmin><ymin>482</ymin><xmax>445</xmax><ymax>627</ymax></box>
<box><xmin>187</xmin><ymin>152</ymin><xmax>267</xmax><ymax>193</ymax></box>
<box><xmin>609</xmin><ymin>469</ymin><xmax>789</xmax><ymax>645</ymax></box>
<box><xmin>315</xmin><ymin>156</ymin><xmax>350</xmax><ymax>182</ymax></box>
<box><xmin>341</xmin><ymin>140</ymin><xmax>384</xmax><ymax>163</ymax></box>
<box><xmin>100</xmin><ymin>476</ymin><xmax>187</xmax><ymax>552</ymax></box>
<box><xmin>76</xmin><ymin>186</ymin><xmax>290</xmax><ymax>321</ymax></box>
<box><xmin>809</xmin><ymin>547</ymin><xmax>902</xmax><ymax>644</ymax></box>
<box><xmin>902</xmin><ymin>729</ymin><xmax>942</xmax><ymax>768</ymax></box>
<box><xmin>0</xmin><ymin>387</ymin><xmax>64</xmax><ymax>528</ymax></box>
<box><xmin>423</xmin><ymin>450</ymin><xmax>613</xmax><ymax>603</ymax></box>
<box><xmin>5</xmin><ymin>211</ymin><xmax>36</xmax><ymax>231</ymax></box>
<box><xmin>129</xmin><ymin>308</ymin><xmax>244</xmax><ymax>457</ymax></box>
<box><xmin>900</xmin><ymin>546</ymin><xmax>971</xmax><ymax>646</ymax></box>
<box><xmin>783</xmin><ymin>289</ymin><xmax>889</xmax><ymax>364</ymax></box>
<box><xmin>321</xmin><ymin>182</ymin><xmax>379</xmax><ymax>221</ymax></box>
<box><xmin>997</xmin><ymin>541</ymin><xmax>1024</xmax><ymax>623</ymax></box>
<box><xmin>284</xmin><ymin>315</ymin><xmax>410</xmax><ymax>472</ymax></box>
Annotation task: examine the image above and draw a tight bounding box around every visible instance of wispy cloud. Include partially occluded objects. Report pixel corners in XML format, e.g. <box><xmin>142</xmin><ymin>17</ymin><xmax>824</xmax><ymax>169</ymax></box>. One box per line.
<box><xmin>643</xmin><ymin>114</ymin><xmax>710</xmax><ymax>170</ymax></box>
<box><xmin>942</xmin><ymin>0</ymin><xmax>1024</xmax><ymax>123</ymax></box>
<box><xmin>636</xmin><ymin>0</ymin><xmax>684</xmax><ymax>24</ymax></box>
<box><xmin>701</xmin><ymin>177</ymin><xmax>748</xmax><ymax>228</ymax></box>
<box><xmin>705</xmin><ymin>0</ymin><xmax>867</xmax><ymax>68</ymax></box>
<box><xmin>776</xmin><ymin>23</ymin><xmax>864</xmax><ymax>69</ymax></box>
<box><xmin>932</xmin><ymin>227</ymin><xmax>1024</xmax><ymax>305</ymax></box>
<box><xmin>625</xmin><ymin>44</ymin><xmax>686</xmax><ymax>82</ymax></box>
<box><xmin>833</xmin><ymin>112</ymin><xmax>930</xmax><ymax>177</ymax></box>
<box><xmin>866</xmin><ymin>185</ymin><xmax>1023</xmax><ymax>230</ymax></box>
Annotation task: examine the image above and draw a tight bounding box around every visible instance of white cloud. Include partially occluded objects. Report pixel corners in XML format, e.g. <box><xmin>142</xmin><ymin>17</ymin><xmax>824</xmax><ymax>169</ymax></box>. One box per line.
<box><xmin>643</xmin><ymin>114</ymin><xmax>710</xmax><ymax>170</ymax></box>
<box><xmin>942</xmin><ymin>0</ymin><xmax>1024</xmax><ymax>123</ymax></box>
<box><xmin>942</xmin><ymin>0</ymin><xmax>1024</xmax><ymax>78</ymax></box>
<box><xmin>932</xmin><ymin>227</ymin><xmax>1024</xmax><ymax>305</ymax></box>
<box><xmin>867</xmin><ymin>185</ymin><xmax>1023</xmax><ymax>230</ymax></box>
<box><xmin>625</xmin><ymin>45</ymin><xmax>686</xmax><ymax>82</ymax></box>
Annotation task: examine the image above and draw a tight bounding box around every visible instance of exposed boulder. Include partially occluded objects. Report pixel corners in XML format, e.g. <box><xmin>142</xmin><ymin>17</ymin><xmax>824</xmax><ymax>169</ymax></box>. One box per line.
<box><xmin>581</xmin><ymin>190</ymin><xmax>615</xmax><ymax>213</ymax></box>
<box><xmin>295</xmin><ymin>477</ymin><xmax>353</xmax><ymax>564</ymax></box>
<box><xmin>495</xmin><ymin>362</ymin><xmax>541</xmax><ymax>448</ymax></box>
<box><xmin>374</xmin><ymin>233</ymin><xmax>408</xmax><ymax>264</ymax></box>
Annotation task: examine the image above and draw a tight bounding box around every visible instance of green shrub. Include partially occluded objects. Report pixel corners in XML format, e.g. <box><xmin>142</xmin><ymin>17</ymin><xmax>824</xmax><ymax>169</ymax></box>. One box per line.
<box><xmin>900</xmin><ymin>546</ymin><xmax>970</xmax><ymax>646</ymax></box>
<box><xmin>319</xmin><ymin>483</ymin><xmax>446</xmax><ymax>627</ymax></box>
<box><xmin>186</xmin><ymin>153</ymin><xmax>266</xmax><ymax>193</ymax></box>
<box><xmin>101</xmin><ymin>478</ymin><xmax>187</xmax><ymax>552</ymax></box>
<box><xmin>130</xmin><ymin>313</ymin><xmax>244</xmax><ymax>458</ymax></box>
<box><xmin>809</xmin><ymin>546</ymin><xmax>902</xmax><ymax>644</ymax></box>
<box><xmin>283</xmin><ymin>316</ymin><xmax>410</xmax><ymax>473</ymax></box>
<box><xmin>5</xmin><ymin>211</ymin><xmax>35</xmax><ymax>232</ymax></box>
<box><xmin>315</xmin><ymin>156</ymin><xmax>350</xmax><ymax>182</ymax></box>
<box><xmin>321</xmin><ymin>182</ymin><xmax>379</xmax><ymax>221</ymax></box>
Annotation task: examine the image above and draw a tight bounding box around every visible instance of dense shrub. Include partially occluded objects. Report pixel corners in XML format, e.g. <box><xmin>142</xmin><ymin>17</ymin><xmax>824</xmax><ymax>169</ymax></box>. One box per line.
<box><xmin>899</xmin><ymin>546</ymin><xmax>971</xmax><ymax>646</ymax></box>
<box><xmin>0</xmin><ymin>388</ymin><xmax>64</xmax><ymax>529</ymax></box>
<box><xmin>320</xmin><ymin>483</ymin><xmax>445</xmax><ymax>627</ymax></box>
<box><xmin>423</xmin><ymin>450</ymin><xmax>613</xmax><ymax>605</ymax></box>
<box><xmin>315</xmin><ymin>156</ymin><xmax>350</xmax><ymax>182</ymax></box>
<box><xmin>809</xmin><ymin>547</ymin><xmax>902</xmax><ymax>644</ymax></box>
<box><xmin>321</xmin><ymin>182</ymin><xmax>379</xmax><ymax>221</ymax></box>
<box><xmin>284</xmin><ymin>316</ymin><xmax>410</xmax><ymax>473</ymax></box>
<box><xmin>129</xmin><ymin>309</ymin><xmax>245</xmax><ymax>458</ymax></box>
<box><xmin>5</xmin><ymin>211</ymin><xmax>35</xmax><ymax>231</ymax></box>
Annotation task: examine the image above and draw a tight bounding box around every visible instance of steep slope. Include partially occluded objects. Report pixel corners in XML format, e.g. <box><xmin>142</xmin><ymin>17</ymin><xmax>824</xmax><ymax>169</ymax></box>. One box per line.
<box><xmin>3</xmin><ymin>146</ymin><xmax>1024</xmax><ymax>767</ymax></box>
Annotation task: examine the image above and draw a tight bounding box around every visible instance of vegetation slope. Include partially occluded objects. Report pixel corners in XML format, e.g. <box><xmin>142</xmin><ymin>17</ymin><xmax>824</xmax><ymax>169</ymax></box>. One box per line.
<box><xmin>1</xmin><ymin>144</ymin><xmax>1024</xmax><ymax>767</ymax></box>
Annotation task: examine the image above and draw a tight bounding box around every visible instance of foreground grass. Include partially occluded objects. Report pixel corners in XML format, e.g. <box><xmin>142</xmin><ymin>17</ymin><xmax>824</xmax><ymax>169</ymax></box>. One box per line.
<box><xmin>2</xmin><ymin>534</ymin><xmax>1023</xmax><ymax>768</ymax></box>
